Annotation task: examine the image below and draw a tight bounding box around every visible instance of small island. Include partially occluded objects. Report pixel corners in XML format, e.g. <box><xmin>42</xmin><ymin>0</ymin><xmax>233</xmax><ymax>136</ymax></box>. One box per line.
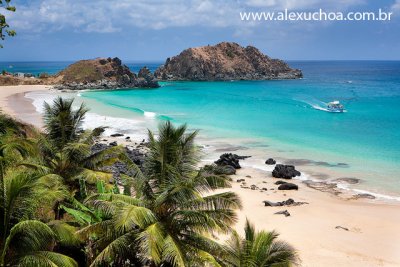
<box><xmin>155</xmin><ymin>42</ymin><xmax>302</xmax><ymax>81</ymax></box>
<box><xmin>0</xmin><ymin>57</ymin><xmax>160</xmax><ymax>90</ymax></box>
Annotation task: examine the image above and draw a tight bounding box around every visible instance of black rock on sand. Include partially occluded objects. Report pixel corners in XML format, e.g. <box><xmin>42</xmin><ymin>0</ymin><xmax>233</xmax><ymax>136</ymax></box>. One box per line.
<box><xmin>272</xmin><ymin>164</ymin><xmax>301</xmax><ymax>179</ymax></box>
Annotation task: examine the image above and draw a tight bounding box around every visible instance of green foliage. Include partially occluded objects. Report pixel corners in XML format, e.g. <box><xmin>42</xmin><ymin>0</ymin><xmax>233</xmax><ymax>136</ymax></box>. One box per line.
<box><xmin>80</xmin><ymin>121</ymin><xmax>242</xmax><ymax>266</ymax></box>
<box><xmin>0</xmin><ymin>102</ymin><xmax>298</xmax><ymax>266</ymax></box>
<box><xmin>221</xmin><ymin>219</ymin><xmax>299</xmax><ymax>267</ymax></box>
<box><xmin>0</xmin><ymin>0</ymin><xmax>16</xmax><ymax>48</ymax></box>
<box><xmin>1</xmin><ymin>220</ymin><xmax>77</xmax><ymax>266</ymax></box>
<box><xmin>43</xmin><ymin>97</ymin><xmax>89</xmax><ymax>149</ymax></box>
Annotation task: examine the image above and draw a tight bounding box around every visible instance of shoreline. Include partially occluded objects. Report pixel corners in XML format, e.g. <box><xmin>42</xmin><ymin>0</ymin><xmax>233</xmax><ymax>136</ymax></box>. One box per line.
<box><xmin>2</xmin><ymin>85</ymin><xmax>400</xmax><ymax>266</ymax></box>
<box><xmin>18</xmin><ymin>87</ymin><xmax>400</xmax><ymax>202</ymax></box>
<box><xmin>0</xmin><ymin>85</ymin><xmax>51</xmax><ymax>128</ymax></box>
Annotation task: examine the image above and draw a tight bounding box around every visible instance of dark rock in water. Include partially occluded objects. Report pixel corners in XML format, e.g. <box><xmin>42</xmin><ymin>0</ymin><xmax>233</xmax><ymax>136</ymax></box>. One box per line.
<box><xmin>137</xmin><ymin>66</ymin><xmax>159</xmax><ymax>88</ymax></box>
<box><xmin>275</xmin><ymin>210</ymin><xmax>291</xmax><ymax>217</ymax></box>
<box><xmin>110</xmin><ymin>133</ymin><xmax>124</xmax><ymax>137</ymax></box>
<box><xmin>335</xmin><ymin>226</ymin><xmax>349</xmax><ymax>231</ymax></box>
<box><xmin>109</xmin><ymin>141</ymin><xmax>118</xmax><ymax>146</ymax></box>
<box><xmin>214</xmin><ymin>153</ymin><xmax>251</xmax><ymax>169</ymax></box>
<box><xmin>272</xmin><ymin>164</ymin><xmax>301</xmax><ymax>179</ymax></box>
<box><xmin>263</xmin><ymin>198</ymin><xmax>307</xmax><ymax>207</ymax></box>
<box><xmin>275</xmin><ymin>180</ymin><xmax>287</xmax><ymax>185</ymax></box>
<box><xmin>278</xmin><ymin>183</ymin><xmax>298</xmax><ymax>191</ymax></box>
<box><xmin>265</xmin><ymin>158</ymin><xmax>276</xmax><ymax>165</ymax></box>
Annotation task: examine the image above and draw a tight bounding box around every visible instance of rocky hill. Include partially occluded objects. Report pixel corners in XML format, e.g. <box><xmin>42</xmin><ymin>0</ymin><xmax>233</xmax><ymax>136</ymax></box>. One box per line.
<box><xmin>155</xmin><ymin>42</ymin><xmax>302</xmax><ymax>81</ymax></box>
<box><xmin>53</xmin><ymin>57</ymin><xmax>159</xmax><ymax>90</ymax></box>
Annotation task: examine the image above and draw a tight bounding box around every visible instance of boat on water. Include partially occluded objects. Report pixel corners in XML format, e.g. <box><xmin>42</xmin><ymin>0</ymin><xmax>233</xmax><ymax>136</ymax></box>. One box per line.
<box><xmin>327</xmin><ymin>101</ymin><xmax>345</xmax><ymax>113</ymax></box>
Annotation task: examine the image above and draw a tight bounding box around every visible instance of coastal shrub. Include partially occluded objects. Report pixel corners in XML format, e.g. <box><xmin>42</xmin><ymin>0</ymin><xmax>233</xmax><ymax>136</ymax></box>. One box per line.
<box><xmin>39</xmin><ymin>72</ymin><xmax>50</xmax><ymax>78</ymax></box>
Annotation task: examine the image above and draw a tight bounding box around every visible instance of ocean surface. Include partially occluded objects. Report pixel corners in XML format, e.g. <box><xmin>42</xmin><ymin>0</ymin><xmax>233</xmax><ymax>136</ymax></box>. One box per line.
<box><xmin>3</xmin><ymin>60</ymin><xmax>400</xmax><ymax>200</ymax></box>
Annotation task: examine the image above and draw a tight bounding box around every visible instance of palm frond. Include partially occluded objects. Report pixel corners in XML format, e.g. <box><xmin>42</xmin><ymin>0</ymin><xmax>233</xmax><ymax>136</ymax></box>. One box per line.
<box><xmin>17</xmin><ymin>251</ymin><xmax>78</xmax><ymax>267</ymax></box>
<box><xmin>136</xmin><ymin>222</ymin><xmax>165</xmax><ymax>265</ymax></box>
<box><xmin>162</xmin><ymin>235</ymin><xmax>186</xmax><ymax>267</ymax></box>
<box><xmin>89</xmin><ymin>232</ymin><xmax>136</xmax><ymax>267</ymax></box>
<box><xmin>48</xmin><ymin>220</ymin><xmax>81</xmax><ymax>247</ymax></box>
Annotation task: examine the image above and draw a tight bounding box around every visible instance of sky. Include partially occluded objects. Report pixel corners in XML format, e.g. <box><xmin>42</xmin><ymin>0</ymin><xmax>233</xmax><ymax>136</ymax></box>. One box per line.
<box><xmin>0</xmin><ymin>0</ymin><xmax>399</xmax><ymax>61</ymax></box>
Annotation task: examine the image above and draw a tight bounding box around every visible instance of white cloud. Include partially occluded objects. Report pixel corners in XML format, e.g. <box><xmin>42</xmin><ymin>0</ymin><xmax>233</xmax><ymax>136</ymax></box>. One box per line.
<box><xmin>7</xmin><ymin>0</ymin><xmax>366</xmax><ymax>34</ymax></box>
<box><xmin>392</xmin><ymin>0</ymin><xmax>400</xmax><ymax>11</ymax></box>
<box><xmin>244</xmin><ymin>0</ymin><xmax>364</xmax><ymax>10</ymax></box>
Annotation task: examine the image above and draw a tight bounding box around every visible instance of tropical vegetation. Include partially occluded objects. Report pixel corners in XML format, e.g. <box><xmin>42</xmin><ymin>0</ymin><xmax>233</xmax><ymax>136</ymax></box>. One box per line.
<box><xmin>0</xmin><ymin>97</ymin><xmax>298</xmax><ymax>266</ymax></box>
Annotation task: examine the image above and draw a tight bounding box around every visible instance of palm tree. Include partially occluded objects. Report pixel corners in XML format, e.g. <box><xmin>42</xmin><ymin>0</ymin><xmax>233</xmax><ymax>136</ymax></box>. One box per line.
<box><xmin>0</xmin><ymin>168</ymin><xmax>78</xmax><ymax>266</ymax></box>
<box><xmin>0</xmin><ymin>113</ymin><xmax>35</xmax><ymax>181</ymax></box>
<box><xmin>78</xmin><ymin>121</ymin><xmax>242</xmax><ymax>266</ymax></box>
<box><xmin>0</xmin><ymin>169</ymin><xmax>66</xmax><ymax>242</ymax></box>
<box><xmin>23</xmin><ymin>97</ymin><xmax>125</xmax><ymax>205</ymax></box>
<box><xmin>221</xmin><ymin>219</ymin><xmax>298</xmax><ymax>267</ymax></box>
<box><xmin>43</xmin><ymin>97</ymin><xmax>89</xmax><ymax>149</ymax></box>
<box><xmin>1</xmin><ymin>220</ymin><xmax>78</xmax><ymax>266</ymax></box>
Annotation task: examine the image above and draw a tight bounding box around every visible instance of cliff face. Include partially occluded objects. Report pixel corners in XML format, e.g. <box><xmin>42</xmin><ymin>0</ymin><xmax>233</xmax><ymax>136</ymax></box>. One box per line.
<box><xmin>155</xmin><ymin>42</ymin><xmax>302</xmax><ymax>81</ymax></box>
<box><xmin>54</xmin><ymin>57</ymin><xmax>159</xmax><ymax>90</ymax></box>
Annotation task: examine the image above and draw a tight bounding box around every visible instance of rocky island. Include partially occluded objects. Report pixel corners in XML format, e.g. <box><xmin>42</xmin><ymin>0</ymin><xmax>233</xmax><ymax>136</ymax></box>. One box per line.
<box><xmin>0</xmin><ymin>57</ymin><xmax>159</xmax><ymax>89</ymax></box>
<box><xmin>155</xmin><ymin>42</ymin><xmax>302</xmax><ymax>81</ymax></box>
<box><xmin>53</xmin><ymin>57</ymin><xmax>159</xmax><ymax>90</ymax></box>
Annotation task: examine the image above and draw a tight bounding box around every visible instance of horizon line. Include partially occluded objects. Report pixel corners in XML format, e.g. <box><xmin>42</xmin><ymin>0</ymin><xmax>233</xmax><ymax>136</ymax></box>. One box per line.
<box><xmin>1</xmin><ymin>59</ymin><xmax>400</xmax><ymax>63</ymax></box>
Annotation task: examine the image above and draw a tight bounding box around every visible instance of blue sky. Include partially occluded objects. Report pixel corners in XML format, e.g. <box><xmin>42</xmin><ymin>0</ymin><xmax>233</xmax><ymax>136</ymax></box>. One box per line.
<box><xmin>1</xmin><ymin>0</ymin><xmax>399</xmax><ymax>61</ymax></box>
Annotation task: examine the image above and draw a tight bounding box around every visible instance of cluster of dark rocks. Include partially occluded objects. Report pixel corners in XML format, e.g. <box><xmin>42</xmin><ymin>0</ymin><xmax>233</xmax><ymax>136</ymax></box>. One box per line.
<box><xmin>91</xmin><ymin>143</ymin><xmax>146</xmax><ymax>181</ymax></box>
<box><xmin>214</xmin><ymin>153</ymin><xmax>251</xmax><ymax>169</ymax></box>
<box><xmin>272</xmin><ymin>164</ymin><xmax>301</xmax><ymax>179</ymax></box>
<box><xmin>263</xmin><ymin>198</ymin><xmax>308</xmax><ymax>207</ymax></box>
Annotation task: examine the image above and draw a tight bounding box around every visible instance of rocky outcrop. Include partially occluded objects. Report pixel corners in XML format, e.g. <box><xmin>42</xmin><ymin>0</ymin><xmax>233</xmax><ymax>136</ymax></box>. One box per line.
<box><xmin>155</xmin><ymin>42</ymin><xmax>302</xmax><ymax>81</ymax></box>
<box><xmin>91</xmin><ymin>143</ymin><xmax>146</xmax><ymax>180</ymax></box>
<box><xmin>272</xmin><ymin>164</ymin><xmax>301</xmax><ymax>179</ymax></box>
<box><xmin>265</xmin><ymin>158</ymin><xmax>276</xmax><ymax>165</ymax></box>
<box><xmin>53</xmin><ymin>57</ymin><xmax>159</xmax><ymax>90</ymax></box>
<box><xmin>214</xmin><ymin>153</ymin><xmax>251</xmax><ymax>169</ymax></box>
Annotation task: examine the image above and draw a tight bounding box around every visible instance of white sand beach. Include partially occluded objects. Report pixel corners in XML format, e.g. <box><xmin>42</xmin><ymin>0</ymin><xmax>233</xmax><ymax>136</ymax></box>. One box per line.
<box><xmin>1</xmin><ymin>85</ymin><xmax>400</xmax><ymax>267</ymax></box>
<box><xmin>0</xmin><ymin>85</ymin><xmax>51</xmax><ymax>127</ymax></box>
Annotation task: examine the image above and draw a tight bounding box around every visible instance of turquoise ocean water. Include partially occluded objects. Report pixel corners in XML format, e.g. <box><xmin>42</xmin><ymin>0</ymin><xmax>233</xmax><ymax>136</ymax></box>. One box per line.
<box><xmin>3</xmin><ymin>61</ymin><xmax>400</xmax><ymax>199</ymax></box>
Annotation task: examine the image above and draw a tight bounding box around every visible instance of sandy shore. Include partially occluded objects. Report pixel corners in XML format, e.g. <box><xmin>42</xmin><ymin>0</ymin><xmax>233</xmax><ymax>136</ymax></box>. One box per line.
<box><xmin>218</xmin><ymin>168</ymin><xmax>400</xmax><ymax>267</ymax></box>
<box><xmin>0</xmin><ymin>85</ymin><xmax>51</xmax><ymax>127</ymax></box>
<box><xmin>2</xmin><ymin>86</ymin><xmax>400</xmax><ymax>267</ymax></box>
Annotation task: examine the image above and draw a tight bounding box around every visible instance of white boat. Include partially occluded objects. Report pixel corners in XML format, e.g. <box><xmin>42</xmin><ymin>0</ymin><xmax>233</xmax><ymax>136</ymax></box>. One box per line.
<box><xmin>327</xmin><ymin>101</ymin><xmax>345</xmax><ymax>113</ymax></box>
